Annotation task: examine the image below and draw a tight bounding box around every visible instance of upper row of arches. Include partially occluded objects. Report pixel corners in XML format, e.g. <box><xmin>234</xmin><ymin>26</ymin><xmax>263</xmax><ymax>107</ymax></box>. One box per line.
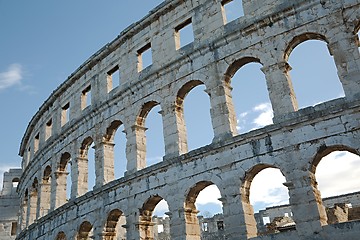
<box><xmin>22</xmin><ymin>30</ymin><xmax>357</xmax><ymax>170</ymax></box>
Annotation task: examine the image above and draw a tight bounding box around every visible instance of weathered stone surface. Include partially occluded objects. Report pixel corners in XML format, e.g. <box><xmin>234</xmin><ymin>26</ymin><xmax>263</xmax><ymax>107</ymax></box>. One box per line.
<box><xmin>2</xmin><ymin>0</ymin><xmax>360</xmax><ymax>239</ymax></box>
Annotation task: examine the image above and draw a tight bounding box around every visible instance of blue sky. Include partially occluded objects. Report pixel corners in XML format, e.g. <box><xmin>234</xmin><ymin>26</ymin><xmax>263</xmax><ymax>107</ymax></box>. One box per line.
<box><xmin>0</xmin><ymin>0</ymin><xmax>359</xmax><ymax>219</ymax></box>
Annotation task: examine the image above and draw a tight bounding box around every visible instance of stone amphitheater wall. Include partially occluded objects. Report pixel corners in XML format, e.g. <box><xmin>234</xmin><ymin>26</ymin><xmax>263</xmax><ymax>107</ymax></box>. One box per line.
<box><xmin>16</xmin><ymin>0</ymin><xmax>360</xmax><ymax>239</ymax></box>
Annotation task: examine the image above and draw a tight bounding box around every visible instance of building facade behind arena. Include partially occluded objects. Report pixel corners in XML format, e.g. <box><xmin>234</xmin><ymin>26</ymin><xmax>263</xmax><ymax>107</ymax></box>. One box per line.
<box><xmin>2</xmin><ymin>0</ymin><xmax>360</xmax><ymax>239</ymax></box>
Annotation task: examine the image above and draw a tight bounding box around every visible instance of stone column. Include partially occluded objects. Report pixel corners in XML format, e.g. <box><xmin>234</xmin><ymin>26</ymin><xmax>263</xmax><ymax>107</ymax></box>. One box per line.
<box><xmin>27</xmin><ymin>190</ymin><xmax>38</xmax><ymax>225</ymax></box>
<box><xmin>50</xmin><ymin>171</ymin><xmax>68</xmax><ymax>210</ymax></box>
<box><xmin>38</xmin><ymin>181</ymin><xmax>51</xmax><ymax>218</ymax></box>
<box><xmin>286</xmin><ymin>170</ymin><xmax>327</xmax><ymax>237</ymax></box>
<box><xmin>71</xmin><ymin>156</ymin><xmax>88</xmax><ymax>198</ymax></box>
<box><xmin>261</xmin><ymin>61</ymin><xmax>298</xmax><ymax>122</ymax></box>
<box><xmin>162</xmin><ymin>103</ymin><xmax>187</xmax><ymax>158</ymax></box>
<box><xmin>19</xmin><ymin>197</ymin><xmax>28</xmax><ymax>231</ymax></box>
<box><xmin>94</xmin><ymin>140</ymin><xmax>115</xmax><ymax>188</ymax></box>
<box><xmin>328</xmin><ymin>31</ymin><xmax>360</xmax><ymax>100</ymax></box>
<box><xmin>125</xmin><ymin>125</ymin><xmax>147</xmax><ymax>174</ymax></box>
<box><xmin>207</xmin><ymin>80</ymin><xmax>238</xmax><ymax>142</ymax></box>
<box><xmin>169</xmin><ymin>207</ymin><xmax>201</xmax><ymax>240</ymax></box>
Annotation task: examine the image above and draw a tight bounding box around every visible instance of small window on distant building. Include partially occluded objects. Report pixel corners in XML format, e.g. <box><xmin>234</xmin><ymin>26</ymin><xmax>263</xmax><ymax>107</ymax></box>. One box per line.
<box><xmin>61</xmin><ymin>102</ymin><xmax>70</xmax><ymax>126</ymax></box>
<box><xmin>262</xmin><ymin>216</ymin><xmax>270</xmax><ymax>225</ymax></box>
<box><xmin>221</xmin><ymin>0</ymin><xmax>244</xmax><ymax>24</ymax></box>
<box><xmin>12</xmin><ymin>178</ymin><xmax>19</xmax><ymax>188</ymax></box>
<box><xmin>175</xmin><ymin>18</ymin><xmax>194</xmax><ymax>50</ymax></box>
<box><xmin>202</xmin><ymin>222</ymin><xmax>208</xmax><ymax>232</ymax></box>
<box><xmin>217</xmin><ymin>221</ymin><xmax>224</xmax><ymax>230</ymax></box>
<box><xmin>45</xmin><ymin>118</ymin><xmax>52</xmax><ymax>141</ymax></box>
<box><xmin>11</xmin><ymin>222</ymin><xmax>17</xmax><ymax>235</ymax></box>
<box><xmin>34</xmin><ymin>133</ymin><xmax>40</xmax><ymax>153</ymax></box>
<box><xmin>137</xmin><ymin>43</ymin><xmax>152</xmax><ymax>72</ymax></box>
<box><xmin>284</xmin><ymin>212</ymin><xmax>289</xmax><ymax>217</ymax></box>
<box><xmin>107</xmin><ymin>66</ymin><xmax>120</xmax><ymax>92</ymax></box>
<box><xmin>81</xmin><ymin>85</ymin><xmax>92</xmax><ymax>110</ymax></box>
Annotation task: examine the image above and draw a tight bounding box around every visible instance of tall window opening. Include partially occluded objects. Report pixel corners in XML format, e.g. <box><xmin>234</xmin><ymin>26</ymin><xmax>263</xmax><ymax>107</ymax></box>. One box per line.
<box><xmin>145</xmin><ymin>104</ymin><xmax>164</xmax><ymax>166</ymax></box>
<box><xmin>287</xmin><ymin>38</ymin><xmax>344</xmax><ymax>109</ymax></box>
<box><xmin>81</xmin><ymin>85</ymin><xmax>92</xmax><ymax>110</ymax></box>
<box><xmin>186</xmin><ymin>182</ymin><xmax>224</xmax><ymax>238</ymax></box>
<box><xmin>140</xmin><ymin>196</ymin><xmax>170</xmax><ymax>239</ymax></box>
<box><xmin>59</xmin><ymin>153</ymin><xmax>72</xmax><ymax>204</ymax></box>
<box><xmin>61</xmin><ymin>102</ymin><xmax>70</xmax><ymax>126</ymax></box>
<box><xmin>227</xmin><ymin>59</ymin><xmax>273</xmax><ymax>134</ymax></box>
<box><xmin>221</xmin><ymin>0</ymin><xmax>244</xmax><ymax>24</ymax></box>
<box><xmin>179</xmin><ymin>81</ymin><xmax>213</xmax><ymax>152</ymax></box>
<box><xmin>175</xmin><ymin>18</ymin><xmax>194</xmax><ymax>50</ymax></box>
<box><xmin>107</xmin><ymin>66</ymin><xmax>120</xmax><ymax>92</ymax></box>
<box><xmin>137</xmin><ymin>43</ymin><xmax>152</xmax><ymax>72</ymax></box>
<box><xmin>243</xmin><ymin>165</ymin><xmax>291</xmax><ymax>236</ymax></box>
<box><xmin>34</xmin><ymin>133</ymin><xmax>40</xmax><ymax>153</ymax></box>
<box><xmin>313</xmin><ymin>148</ymin><xmax>360</xmax><ymax>224</ymax></box>
<box><xmin>104</xmin><ymin>209</ymin><xmax>127</xmax><ymax>240</ymax></box>
<box><xmin>45</xmin><ymin>118</ymin><xmax>52</xmax><ymax>141</ymax></box>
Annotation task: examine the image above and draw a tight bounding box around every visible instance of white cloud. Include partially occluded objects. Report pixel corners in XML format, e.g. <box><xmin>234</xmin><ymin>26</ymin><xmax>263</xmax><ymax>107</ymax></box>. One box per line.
<box><xmin>249</xmin><ymin>168</ymin><xmax>289</xmax><ymax>210</ymax></box>
<box><xmin>237</xmin><ymin>102</ymin><xmax>273</xmax><ymax>132</ymax></box>
<box><xmin>252</xmin><ymin>103</ymin><xmax>273</xmax><ymax>128</ymax></box>
<box><xmin>195</xmin><ymin>185</ymin><xmax>222</xmax><ymax>206</ymax></box>
<box><xmin>316</xmin><ymin>151</ymin><xmax>360</xmax><ymax>198</ymax></box>
<box><xmin>0</xmin><ymin>64</ymin><xmax>23</xmax><ymax>90</ymax></box>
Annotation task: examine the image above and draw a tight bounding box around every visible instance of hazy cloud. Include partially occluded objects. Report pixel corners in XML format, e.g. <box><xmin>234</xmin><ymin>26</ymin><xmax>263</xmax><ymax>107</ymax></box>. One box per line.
<box><xmin>0</xmin><ymin>64</ymin><xmax>23</xmax><ymax>90</ymax></box>
<box><xmin>237</xmin><ymin>102</ymin><xmax>274</xmax><ymax>132</ymax></box>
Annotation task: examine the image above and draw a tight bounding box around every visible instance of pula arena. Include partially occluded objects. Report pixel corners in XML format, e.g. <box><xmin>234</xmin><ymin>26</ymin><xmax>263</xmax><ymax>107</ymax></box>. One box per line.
<box><xmin>6</xmin><ymin>0</ymin><xmax>360</xmax><ymax>239</ymax></box>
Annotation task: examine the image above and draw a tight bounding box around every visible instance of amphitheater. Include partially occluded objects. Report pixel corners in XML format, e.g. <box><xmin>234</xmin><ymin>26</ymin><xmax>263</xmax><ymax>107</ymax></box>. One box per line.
<box><xmin>2</xmin><ymin>0</ymin><xmax>360</xmax><ymax>239</ymax></box>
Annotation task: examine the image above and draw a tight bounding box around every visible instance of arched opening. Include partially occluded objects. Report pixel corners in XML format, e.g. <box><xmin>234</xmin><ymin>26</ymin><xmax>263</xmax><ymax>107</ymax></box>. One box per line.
<box><xmin>226</xmin><ymin>58</ymin><xmax>273</xmax><ymax>134</ymax></box>
<box><xmin>286</xmin><ymin>34</ymin><xmax>345</xmax><ymax>109</ymax></box>
<box><xmin>137</xmin><ymin>101</ymin><xmax>165</xmax><ymax>168</ymax></box>
<box><xmin>21</xmin><ymin>189</ymin><xmax>29</xmax><ymax>230</ymax></box>
<box><xmin>139</xmin><ymin>195</ymin><xmax>170</xmax><ymax>239</ymax></box>
<box><xmin>29</xmin><ymin>178</ymin><xmax>39</xmax><ymax>225</ymax></box>
<box><xmin>55</xmin><ymin>231</ymin><xmax>67</xmax><ymax>240</ymax></box>
<box><xmin>312</xmin><ymin>146</ymin><xmax>360</xmax><ymax>225</ymax></box>
<box><xmin>40</xmin><ymin>165</ymin><xmax>52</xmax><ymax>217</ymax></box>
<box><xmin>59</xmin><ymin>152</ymin><xmax>72</xmax><ymax>201</ymax></box>
<box><xmin>104</xmin><ymin>120</ymin><xmax>126</xmax><ymax>180</ymax></box>
<box><xmin>104</xmin><ymin>209</ymin><xmax>127</xmax><ymax>240</ymax></box>
<box><xmin>241</xmin><ymin>165</ymin><xmax>292</xmax><ymax>236</ymax></box>
<box><xmin>80</xmin><ymin>137</ymin><xmax>95</xmax><ymax>191</ymax></box>
<box><xmin>12</xmin><ymin>177</ymin><xmax>19</xmax><ymax>188</ymax></box>
<box><xmin>177</xmin><ymin>80</ymin><xmax>213</xmax><ymax>152</ymax></box>
<box><xmin>77</xmin><ymin>221</ymin><xmax>93</xmax><ymax>240</ymax></box>
<box><xmin>186</xmin><ymin>181</ymin><xmax>224</xmax><ymax>239</ymax></box>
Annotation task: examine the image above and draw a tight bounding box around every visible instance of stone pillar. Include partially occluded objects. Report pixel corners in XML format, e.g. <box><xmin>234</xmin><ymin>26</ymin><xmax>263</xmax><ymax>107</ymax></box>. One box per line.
<box><xmin>125</xmin><ymin>212</ymin><xmax>143</xmax><ymax>240</ymax></box>
<box><xmin>328</xmin><ymin>31</ymin><xmax>360</xmax><ymax>100</ymax></box>
<box><xmin>71</xmin><ymin>156</ymin><xmax>88</xmax><ymax>198</ymax></box>
<box><xmin>38</xmin><ymin>182</ymin><xmax>51</xmax><ymax>218</ymax></box>
<box><xmin>170</xmin><ymin>208</ymin><xmax>201</xmax><ymax>240</ymax></box>
<box><xmin>27</xmin><ymin>190</ymin><xmax>38</xmax><ymax>226</ymax></box>
<box><xmin>19</xmin><ymin>197</ymin><xmax>28</xmax><ymax>231</ymax></box>
<box><xmin>208</xmin><ymin>80</ymin><xmax>238</xmax><ymax>142</ymax></box>
<box><xmin>94</xmin><ymin>140</ymin><xmax>115</xmax><ymax>188</ymax></box>
<box><xmin>125</xmin><ymin>125</ymin><xmax>147</xmax><ymax>174</ymax></box>
<box><xmin>261</xmin><ymin>61</ymin><xmax>298</xmax><ymax>121</ymax></box>
<box><xmin>50</xmin><ymin>171</ymin><xmax>68</xmax><ymax>210</ymax></box>
<box><xmin>286</xmin><ymin>170</ymin><xmax>327</xmax><ymax>237</ymax></box>
<box><xmin>162</xmin><ymin>103</ymin><xmax>187</xmax><ymax>158</ymax></box>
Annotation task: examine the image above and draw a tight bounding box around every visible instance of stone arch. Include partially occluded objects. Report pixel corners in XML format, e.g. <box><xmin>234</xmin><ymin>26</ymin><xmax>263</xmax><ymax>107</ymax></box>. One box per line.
<box><xmin>55</xmin><ymin>152</ymin><xmax>72</xmax><ymax>208</ymax></box>
<box><xmin>240</xmin><ymin>163</ymin><xmax>290</xmax><ymax>237</ymax></box>
<box><xmin>104</xmin><ymin>120</ymin><xmax>123</xmax><ymax>142</ymax></box>
<box><xmin>55</xmin><ymin>231</ymin><xmax>67</xmax><ymax>240</ymax></box>
<box><xmin>80</xmin><ymin>136</ymin><xmax>95</xmax><ymax>190</ymax></box>
<box><xmin>284</xmin><ymin>32</ymin><xmax>329</xmax><ymax>61</ymax></box>
<box><xmin>310</xmin><ymin>144</ymin><xmax>360</xmax><ymax>225</ymax></box>
<box><xmin>184</xmin><ymin>180</ymin><xmax>224</xmax><ymax>239</ymax></box>
<box><xmin>28</xmin><ymin>177</ymin><xmax>39</xmax><ymax>225</ymax></box>
<box><xmin>59</xmin><ymin>152</ymin><xmax>71</xmax><ymax>171</ymax></box>
<box><xmin>138</xmin><ymin>194</ymin><xmax>169</xmax><ymax>240</ymax></box>
<box><xmin>223</xmin><ymin>57</ymin><xmax>273</xmax><ymax>133</ymax></box>
<box><xmin>310</xmin><ymin>144</ymin><xmax>360</xmax><ymax>173</ymax></box>
<box><xmin>224</xmin><ymin>57</ymin><xmax>261</xmax><ymax>83</ymax></box>
<box><xmin>133</xmin><ymin>100</ymin><xmax>165</xmax><ymax>169</ymax></box>
<box><xmin>176</xmin><ymin>80</ymin><xmax>213</xmax><ymax>151</ymax></box>
<box><xmin>77</xmin><ymin>221</ymin><xmax>93</xmax><ymax>240</ymax></box>
<box><xmin>103</xmin><ymin>209</ymin><xmax>126</xmax><ymax>240</ymax></box>
<box><xmin>80</xmin><ymin>137</ymin><xmax>94</xmax><ymax>158</ymax></box>
<box><xmin>40</xmin><ymin>165</ymin><xmax>52</xmax><ymax>217</ymax></box>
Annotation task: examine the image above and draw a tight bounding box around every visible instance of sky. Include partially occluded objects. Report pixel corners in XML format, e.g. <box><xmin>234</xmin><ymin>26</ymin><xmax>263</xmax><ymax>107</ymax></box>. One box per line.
<box><xmin>0</xmin><ymin>0</ymin><xmax>359</xmax><ymax>222</ymax></box>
